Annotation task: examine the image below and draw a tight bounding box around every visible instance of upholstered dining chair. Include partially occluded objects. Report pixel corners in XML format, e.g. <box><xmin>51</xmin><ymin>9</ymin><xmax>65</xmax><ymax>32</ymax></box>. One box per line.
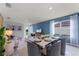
<box><xmin>46</xmin><ymin>40</ymin><xmax>61</xmax><ymax>56</ymax></box>
<box><xmin>59</xmin><ymin>35</ymin><xmax>67</xmax><ymax>56</ymax></box>
<box><xmin>27</xmin><ymin>42</ymin><xmax>41</xmax><ymax>56</ymax></box>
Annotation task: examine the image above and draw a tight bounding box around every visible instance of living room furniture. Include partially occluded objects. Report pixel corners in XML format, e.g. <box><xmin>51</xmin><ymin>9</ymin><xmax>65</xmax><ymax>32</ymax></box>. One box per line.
<box><xmin>27</xmin><ymin>41</ymin><xmax>41</xmax><ymax>56</ymax></box>
<box><xmin>46</xmin><ymin>40</ymin><xmax>61</xmax><ymax>56</ymax></box>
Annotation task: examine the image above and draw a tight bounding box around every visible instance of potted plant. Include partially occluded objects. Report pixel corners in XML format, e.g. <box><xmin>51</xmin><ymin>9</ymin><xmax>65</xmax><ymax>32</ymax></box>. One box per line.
<box><xmin>0</xmin><ymin>27</ymin><xmax>6</xmax><ymax>56</ymax></box>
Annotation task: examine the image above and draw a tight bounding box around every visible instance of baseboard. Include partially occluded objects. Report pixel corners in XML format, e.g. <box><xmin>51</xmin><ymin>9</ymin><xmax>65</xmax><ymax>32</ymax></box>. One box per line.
<box><xmin>66</xmin><ymin>43</ymin><xmax>79</xmax><ymax>48</ymax></box>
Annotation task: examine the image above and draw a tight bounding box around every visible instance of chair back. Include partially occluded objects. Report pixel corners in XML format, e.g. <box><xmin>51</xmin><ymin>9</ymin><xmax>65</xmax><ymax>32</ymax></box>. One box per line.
<box><xmin>46</xmin><ymin>40</ymin><xmax>61</xmax><ymax>56</ymax></box>
<box><xmin>27</xmin><ymin>42</ymin><xmax>41</xmax><ymax>56</ymax></box>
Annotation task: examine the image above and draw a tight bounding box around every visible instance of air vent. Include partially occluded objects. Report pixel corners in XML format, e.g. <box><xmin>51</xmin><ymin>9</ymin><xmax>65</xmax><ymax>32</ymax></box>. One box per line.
<box><xmin>5</xmin><ymin>3</ymin><xmax>11</xmax><ymax>8</ymax></box>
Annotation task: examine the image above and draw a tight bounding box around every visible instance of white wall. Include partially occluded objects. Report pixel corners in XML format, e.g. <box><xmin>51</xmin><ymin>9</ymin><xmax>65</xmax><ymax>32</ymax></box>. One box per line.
<box><xmin>24</xmin><ymin>24</ymin><xmax>33</xmax><ymax>37</ymax></box>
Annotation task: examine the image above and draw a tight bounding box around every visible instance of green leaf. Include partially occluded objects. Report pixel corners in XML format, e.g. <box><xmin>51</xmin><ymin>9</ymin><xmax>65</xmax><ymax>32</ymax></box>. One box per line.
<box><xmin>0</xmin><ymin>27</ymin><xmax>5</xmax><ymax>35</ymax></box>
<box><xmin>0</xmin><ymin>27</ymin><xmax>6</xmax><ymax>56</ymax></box>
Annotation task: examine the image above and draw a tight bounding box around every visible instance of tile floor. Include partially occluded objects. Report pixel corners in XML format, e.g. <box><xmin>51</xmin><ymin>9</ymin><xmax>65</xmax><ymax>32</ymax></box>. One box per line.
<box><xmin>12</xmin><ymin>44</ymin><xmax>79</xmax><ymax>56</ymax></box>
<box><xmin>13</xmin><ymin>41</ymin><xmax>28</xmax><ymax>56</ymax></box>
<box><xmin>65</xmin><ymin>45</ymin><xmax>79</xmax><ymax>56</ymax></box>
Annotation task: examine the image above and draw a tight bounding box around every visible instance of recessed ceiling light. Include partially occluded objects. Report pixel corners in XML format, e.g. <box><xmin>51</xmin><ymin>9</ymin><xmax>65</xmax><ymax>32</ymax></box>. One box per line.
<box><xmin>49</xmin><ymin>7</ymin><xmax>53</xmax><ymax>10</ymax></box>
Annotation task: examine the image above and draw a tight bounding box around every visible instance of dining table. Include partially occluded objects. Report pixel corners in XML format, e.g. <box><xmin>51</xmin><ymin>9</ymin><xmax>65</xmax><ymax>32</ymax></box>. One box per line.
<box><xmin>27</xmin><ymin>36</ymin><xmax>60</xmax><ymax>55</ymax></box>
<box><xmin>33</xmin><ymin>36</ymin><xmax>60</xmax><ymax>47</ymax></box>
<box><xmin>32</xmin><ymin>37</ymin><xmax>60</xmax><ymax>55</ymax></box>
<box><xmin>35</xmin><ymin>39</ymin><xmax>55</xmax><ymax>48</ymax></box>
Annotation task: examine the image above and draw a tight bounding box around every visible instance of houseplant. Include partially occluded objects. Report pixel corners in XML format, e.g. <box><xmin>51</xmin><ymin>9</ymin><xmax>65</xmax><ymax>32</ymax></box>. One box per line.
<box><xmin>0</xmin><ymin>27</ymin><xmax>6</xmax><ymax>56</ymax></box>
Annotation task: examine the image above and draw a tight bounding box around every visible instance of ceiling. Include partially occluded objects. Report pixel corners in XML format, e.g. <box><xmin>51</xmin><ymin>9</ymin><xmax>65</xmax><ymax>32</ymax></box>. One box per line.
<box><xmin>0</xmin><ymin>3</ymin><xmax>79</xmax><ymax>25</ymax></box>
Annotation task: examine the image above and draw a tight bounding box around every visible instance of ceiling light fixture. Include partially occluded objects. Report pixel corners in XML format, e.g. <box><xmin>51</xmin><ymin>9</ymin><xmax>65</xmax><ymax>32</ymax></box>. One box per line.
<box><xmin>49</xmin><ymin>7</ymin><xmax>53</xmax><ymax>10</ymax></box>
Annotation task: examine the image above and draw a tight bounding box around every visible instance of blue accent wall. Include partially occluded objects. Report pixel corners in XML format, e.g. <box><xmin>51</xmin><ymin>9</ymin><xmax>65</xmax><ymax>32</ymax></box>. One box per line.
<box><xmin>33</xmin><ymin>21</ymin><xmax>50</xmax><ymax>34</ymax></box>
<box><xmin>39</xmin><ymin>21</ymin><xmax>50</xmax><ymax>34</ymax></box>
<box><xmin>32</xmin><ymin>24</ymin><xmax>41</xmax><ymax>32</ymax></box>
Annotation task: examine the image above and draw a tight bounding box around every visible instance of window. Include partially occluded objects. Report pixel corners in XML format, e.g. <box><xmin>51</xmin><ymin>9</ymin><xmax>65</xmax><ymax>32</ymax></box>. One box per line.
<box><xmin>61</xmin><ymin>21</ymin><xmax>70</xmax><ymax>27</ymax></box>
<box><xmin>55</xmin><ymin>23</ymin><xmax>60</xmax><ymax>27</ymax></box>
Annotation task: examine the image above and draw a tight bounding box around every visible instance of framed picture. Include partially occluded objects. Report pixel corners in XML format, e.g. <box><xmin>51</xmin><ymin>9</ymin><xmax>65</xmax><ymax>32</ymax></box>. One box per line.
<box><xmin>18</xmin><ymin>26</ymin><xmax>22</xmax><ymax>30</ymax></box>
<box><xmin>7</xmin><ymin>25</ymin><xmax>22</xmax><ymax>31</ymax></box>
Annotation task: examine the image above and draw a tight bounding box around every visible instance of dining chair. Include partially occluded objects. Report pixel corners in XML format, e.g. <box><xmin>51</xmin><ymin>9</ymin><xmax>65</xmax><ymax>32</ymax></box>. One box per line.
<box><xmin>59</xmin><ymin>35</ymin><xmax>67</xmax><ymax>56</ymax></box>
<box><xmin>27</xmin><ymin>41</ymin><xmax>41</xmax><ymax>56</ymax></box>
<box><xmin>46</xmin><ymin>40</ymin><xmax>61</xmax><ymax>56</ymax></box>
